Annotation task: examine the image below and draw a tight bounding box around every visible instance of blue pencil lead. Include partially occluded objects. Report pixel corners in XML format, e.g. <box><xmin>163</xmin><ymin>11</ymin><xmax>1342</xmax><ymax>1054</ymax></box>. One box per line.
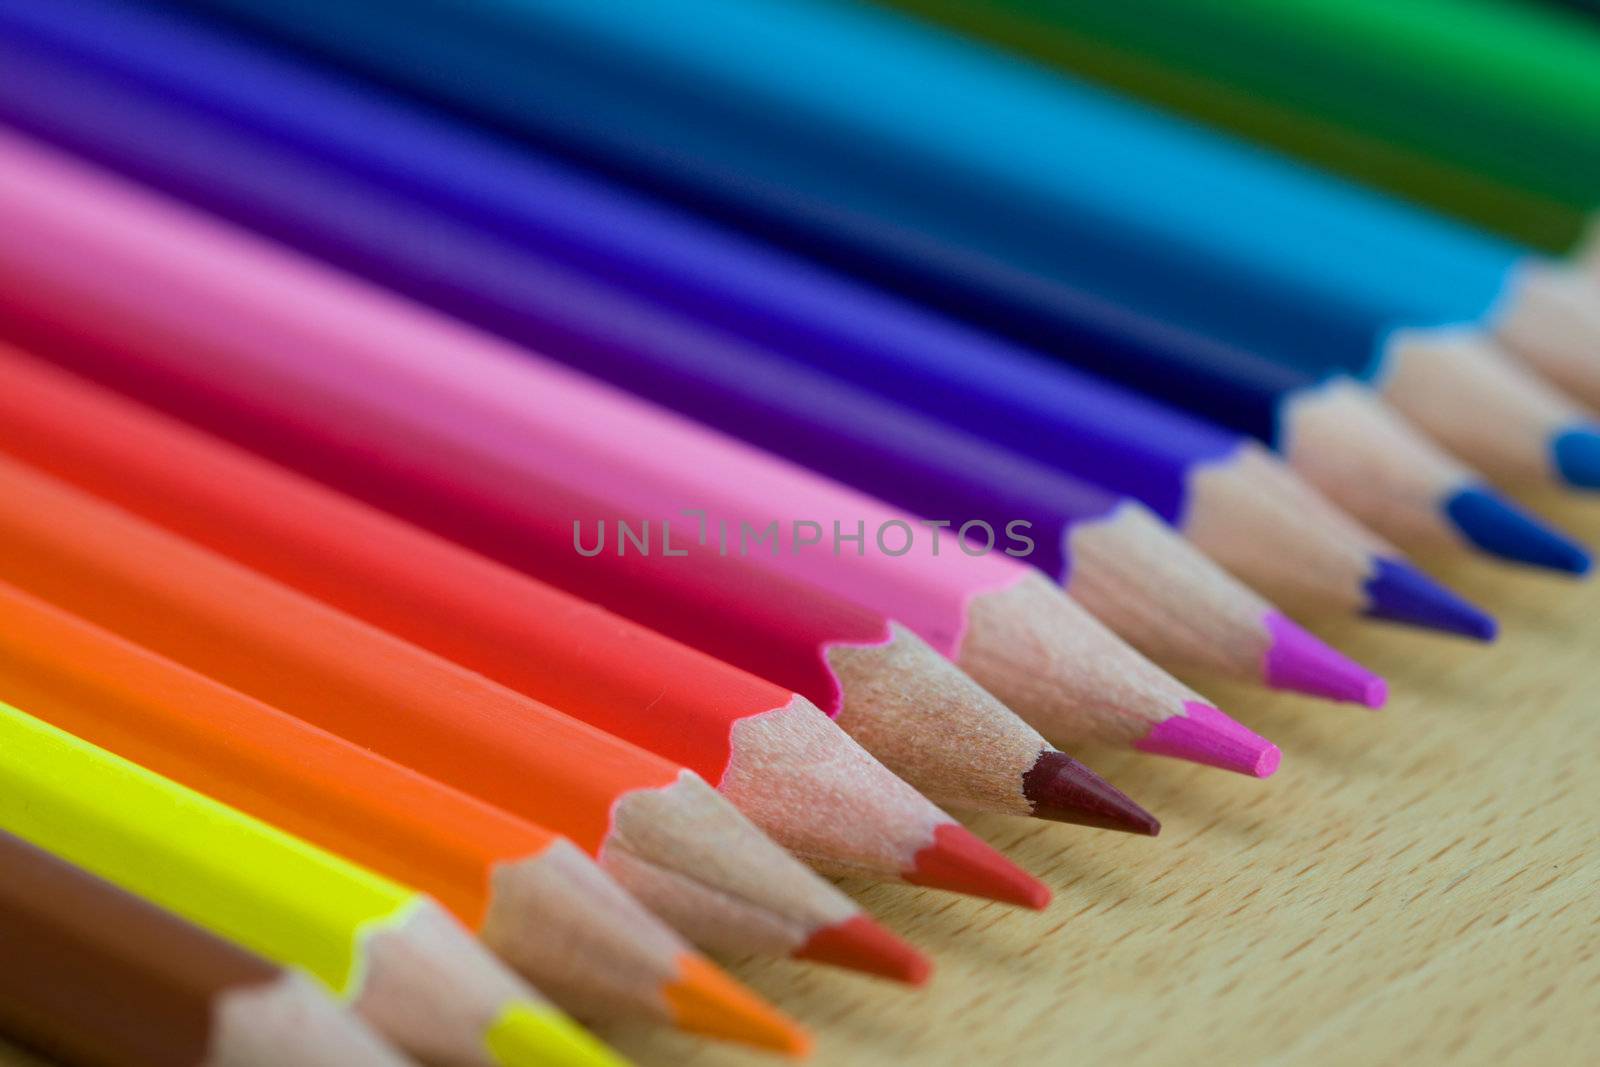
<box><xmin>1445</xmin><ymin>485</ymin><xmax>1591</xmax><ymax>575</ymax></box>
<box><xmin>1551</xmin><ymin>425</ymin><xmax>1600</xmax><ymax>490</ymax></box>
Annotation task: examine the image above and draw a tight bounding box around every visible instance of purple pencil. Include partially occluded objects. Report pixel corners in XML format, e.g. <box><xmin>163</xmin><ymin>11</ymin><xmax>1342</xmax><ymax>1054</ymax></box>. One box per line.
<box><xmin>0</xmin><ymin>4</ymin><xmax>1396</xmax><ymax>704</ymax></box>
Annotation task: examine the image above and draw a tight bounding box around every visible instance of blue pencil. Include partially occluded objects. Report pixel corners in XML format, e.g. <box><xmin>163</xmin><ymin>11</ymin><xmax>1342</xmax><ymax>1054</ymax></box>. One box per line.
<box><xmin>167</xmin><ymin>0</ymin><xmax>1600</xmax><ymax>500</ymax></box>
<box><xmin>0</xmin><ymin>0</ymin><xmax>1510</xmax><ymax>647</ymax></box>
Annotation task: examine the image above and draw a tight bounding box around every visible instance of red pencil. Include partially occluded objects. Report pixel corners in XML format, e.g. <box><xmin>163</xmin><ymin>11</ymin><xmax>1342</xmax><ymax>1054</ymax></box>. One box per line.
<box><xmin>0</xmin><ymin>346</ymin><xmax>1105</xmax><ymax>903</ymax></box>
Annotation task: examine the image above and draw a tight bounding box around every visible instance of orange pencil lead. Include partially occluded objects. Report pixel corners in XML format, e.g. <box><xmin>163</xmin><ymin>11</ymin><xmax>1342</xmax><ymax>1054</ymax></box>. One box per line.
<box><xmin>664</xmin><ymin>955</ymin><xmax>812</xmax><ymax>1057</ymax></box>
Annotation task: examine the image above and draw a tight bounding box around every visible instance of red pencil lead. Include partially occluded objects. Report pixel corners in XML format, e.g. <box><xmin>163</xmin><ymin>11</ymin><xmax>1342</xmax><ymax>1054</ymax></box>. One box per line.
<box><xmin>795</xmin><ymin>915</ymin><xmax>932</xmax><ymax>986</ymax></box>
<box><xmin>907</xmin><ymin>823</ymin><xmax>1051</xmax><ymax>910</ymax></box>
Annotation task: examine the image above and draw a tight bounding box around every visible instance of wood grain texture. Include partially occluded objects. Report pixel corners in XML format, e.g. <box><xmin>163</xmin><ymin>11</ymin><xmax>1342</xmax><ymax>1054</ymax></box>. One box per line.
<box><xmin>4</xmin><ymin>491</ymin><xmax>1596</xmax><ymax>1067</ymax></box>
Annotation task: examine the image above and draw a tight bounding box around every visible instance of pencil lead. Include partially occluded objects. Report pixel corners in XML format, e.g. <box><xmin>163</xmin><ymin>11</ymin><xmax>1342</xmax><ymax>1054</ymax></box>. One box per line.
<box><xmin>1133</xmin><ymin>702</ymin><xmax>1281</xmax><ymax>778</ymax></box>
<box><xmin>1020</xmin><ymin>750</ymin><xmax>1160</xmax><ymax>835</ymax></box>
<box><xmin>663</xmin><ymin>955</ymin><xmax>812</xmax><ymax>1056</ymax></box>
<box><xmin>794</xmin><ymin>915</ymin><xmax>933</xmax><ymax>986</ymax></box>
<box><xmin>1552</xmin><ymin>425</ymin><xmax>1600</xmax><ymax>491</ymax></box>
<box><xmin>1263</xmin><ymin>612</ymin><xmax>1388</xmax><ymax>708</ymax></box>
<box><xmin>905</xmin><ymin>822</ymin><xmax>1053</xmax><ymax>908</ymax></box>
<box><xmin>484</xmin><ymin>1003</ymin><xmax>628</xmax><ymax>1067</ymax></box>
<box><xmin>1361</xmin><ymin>557</ymin><xmax>1498</xmax><ymax>641</ymax></box>
<box><xmin>1445</xmin><ymin>485</ymin><xmax>1591</xmax><ymax>574</ymax></box>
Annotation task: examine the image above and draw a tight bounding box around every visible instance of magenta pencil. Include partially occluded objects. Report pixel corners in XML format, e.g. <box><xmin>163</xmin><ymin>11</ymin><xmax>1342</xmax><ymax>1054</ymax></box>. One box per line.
<box><xmin>0</xmin><ymin>127</ymin><xmax>1276</xmax><ymax>778</ymax></box>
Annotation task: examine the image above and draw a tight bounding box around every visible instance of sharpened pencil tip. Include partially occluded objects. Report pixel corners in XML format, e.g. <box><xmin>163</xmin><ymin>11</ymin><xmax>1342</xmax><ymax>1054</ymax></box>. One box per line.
<box><xmin>1362</xmin><ymin>557</ymin><xmax>1498</xmax><ymax>641</ymax></box>
<box><xmin>795</xmin><ymin>915</ymin><xmax>932</xmax><ymax>986</ymax></box>
<box><xmin>1444</xmin><ymin>485</ymin><xmax>1591</xmax><ymax>574</ymax></box>
<box><xmin>906</xmin><ymin>821</ymin><xmax>1053</xmax><ymax>907</ymax></box>
<box><xmin>1132</xmin><ymin>702</ymin><xmax>1281</xmax><ymax>777</ymax></box>
<box><xmin>484</xmin><ymin>1003</ymin><xmax>627</xmax><ymax>1067</ymax></box>
<box><xmin>1262</xmin><ymin>612</ymin><xmax>1387</xmax><ymax>708</ymax></box>
<box><xmin>1020</xmin><ymin>750</ymin><xmax>1160</xmax><ymax>835</ymax></box>
<box><xmin>1552</xmin><ymin>426</ymin><xmax>1600</xmax><ymax>491</ymax></box>
<box><xmin>664</xmin><ymin>954</ymin><xmax>812</xmax><ymax>1056</ymax></box>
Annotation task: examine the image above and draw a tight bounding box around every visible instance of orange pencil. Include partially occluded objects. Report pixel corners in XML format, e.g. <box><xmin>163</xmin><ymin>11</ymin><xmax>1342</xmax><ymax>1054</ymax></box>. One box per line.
<box><xmin>0</xmin><ymin>452</ymin><xmax>928</xmax><ymax>983</ymax></box>
<box><xmin>0</xmin><ymin>348</ymin><xmax>1094</xmax><ymax>890</ymax></box>
<box><xmin>0</xmin><ymin>578</ymin><xmax>802</xmax><ymax>1052</ymax></box>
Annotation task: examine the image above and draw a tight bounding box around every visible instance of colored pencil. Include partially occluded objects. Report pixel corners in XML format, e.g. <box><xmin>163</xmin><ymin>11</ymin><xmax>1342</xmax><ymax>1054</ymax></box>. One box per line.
<box><xmin>0</xmin><ymin>576</ymin><xmax>805</xmax><ymax>1052</ymax></box>
<box><xmin>170</xmin><ymin>0</ymin><xmax>1600</xmax><ymax>500</ymax></box>
<box><xmin>0</xmin><ymin>183</ymin><xmax>1190</xmax><ymax>838</ymax></box>
<box><xmin>0</xmin><ymin>1039</ymin><xmax>53</xmax><ymax>1066</ymax></box>
<box><xmin>0</xmin><ymin>134</ymin><xmax>1275</xmax><ymax>781</ymax></box>
<box><xmin>0</xmin><ymin>351</ymin><xmax>1141</xmax><ymax>889</ymax></box>
<box><xmin>0</xmin><ymin>829</ymin><xmax>407</xmax><ymax>1067</ymax></box>
<box><xmin>1489</xmin><ymin>269</ymin><xmax>1600</xmax><ymax>412</ymax></box>
<box><xmin>0</xmin><ymin>1</ymin><xmax>1390</xmax><ymax>697</ymax></box>
<box><xmin>0</xmin><ymin>453</ymin><xmax>935</xmax><ymax>976</ymax></box>
<box><xmin>882</xmin><ymin>0</ymin><xmax>1600</xmax><ymax>416</ymax></box>
<box><xmin>876</xmin><ymin>0</ymin><xmax>1600</xmax><ymax>257</ymax></box>
<box><xmin>0</xmin><ymin>702</ymin><xmax>620</xmax><ymax>1067</ymax></box>
<box><xmin>0</xmin><ymin>312</ymin><xmax>1104</xmax><ymax>884</ymax></box>
<box><xmin>3</xmin><ymin>0</ymin><xmax>1551</xmax><ymax>599</ymax></box>
<box><xmin>0</xmin><ymin>0</ymin><xmax>1504</xmax><ymax>639</ymax></box>
<box><xmin>1540</xmin><ymin>0</ymin><xmax>1600</xmax><ymax>18</ymax></box>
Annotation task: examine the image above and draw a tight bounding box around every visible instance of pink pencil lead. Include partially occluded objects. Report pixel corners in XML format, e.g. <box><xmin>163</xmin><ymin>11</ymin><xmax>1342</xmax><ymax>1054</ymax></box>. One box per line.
<box><xmin>1133</xmin><ymin>702</ymin><xmax>1281</xmax><ymax>778</ymax></box>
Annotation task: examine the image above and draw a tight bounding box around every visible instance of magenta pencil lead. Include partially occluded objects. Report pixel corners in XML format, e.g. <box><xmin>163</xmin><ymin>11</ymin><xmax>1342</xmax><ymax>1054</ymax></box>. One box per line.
<box><xmin>1134</xmin><ymin>703</ymin><xmax>1282</xmax><ymax>779</ymax></box>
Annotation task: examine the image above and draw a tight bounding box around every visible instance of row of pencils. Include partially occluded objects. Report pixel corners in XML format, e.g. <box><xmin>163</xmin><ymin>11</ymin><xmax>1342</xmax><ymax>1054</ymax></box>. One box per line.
<box><xmin>1</xmin><ymin>0</ymin><xmax>1598</xmax><ymax>1063</ymax></box>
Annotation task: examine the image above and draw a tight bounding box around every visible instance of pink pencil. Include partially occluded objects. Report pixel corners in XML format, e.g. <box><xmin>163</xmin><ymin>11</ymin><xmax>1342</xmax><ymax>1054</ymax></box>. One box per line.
<box><xmin>0</xmin><ymin>127</ymin><xmax>1275</xmax><ymax>779</ymax></box>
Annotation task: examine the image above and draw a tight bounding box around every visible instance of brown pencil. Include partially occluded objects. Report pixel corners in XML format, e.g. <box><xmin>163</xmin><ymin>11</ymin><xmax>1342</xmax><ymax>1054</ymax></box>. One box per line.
<box><xmin>0</xmin><ymin>702</ymin><xmax>622</xmax><ymax>1067</ymax></box>
<box><xmin>0</xmin><ymin>829</ymin><xmax>407</xmax><ymax>1067</ymax></box>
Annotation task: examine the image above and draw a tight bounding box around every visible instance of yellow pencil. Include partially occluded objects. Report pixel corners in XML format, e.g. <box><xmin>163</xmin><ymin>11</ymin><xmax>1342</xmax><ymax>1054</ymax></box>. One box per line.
<box><xmin>0</xmin><ymin>700</ymin><xmax>626</xmax><ymax>1067</ymax></box>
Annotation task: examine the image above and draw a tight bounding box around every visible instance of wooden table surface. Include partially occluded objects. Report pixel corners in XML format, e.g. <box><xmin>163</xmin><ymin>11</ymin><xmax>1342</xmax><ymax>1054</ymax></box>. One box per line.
<box><xmin>4</xmin><ymin>490</ymin><xmax>1596</xmax><ymax>1067</ymax></box>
